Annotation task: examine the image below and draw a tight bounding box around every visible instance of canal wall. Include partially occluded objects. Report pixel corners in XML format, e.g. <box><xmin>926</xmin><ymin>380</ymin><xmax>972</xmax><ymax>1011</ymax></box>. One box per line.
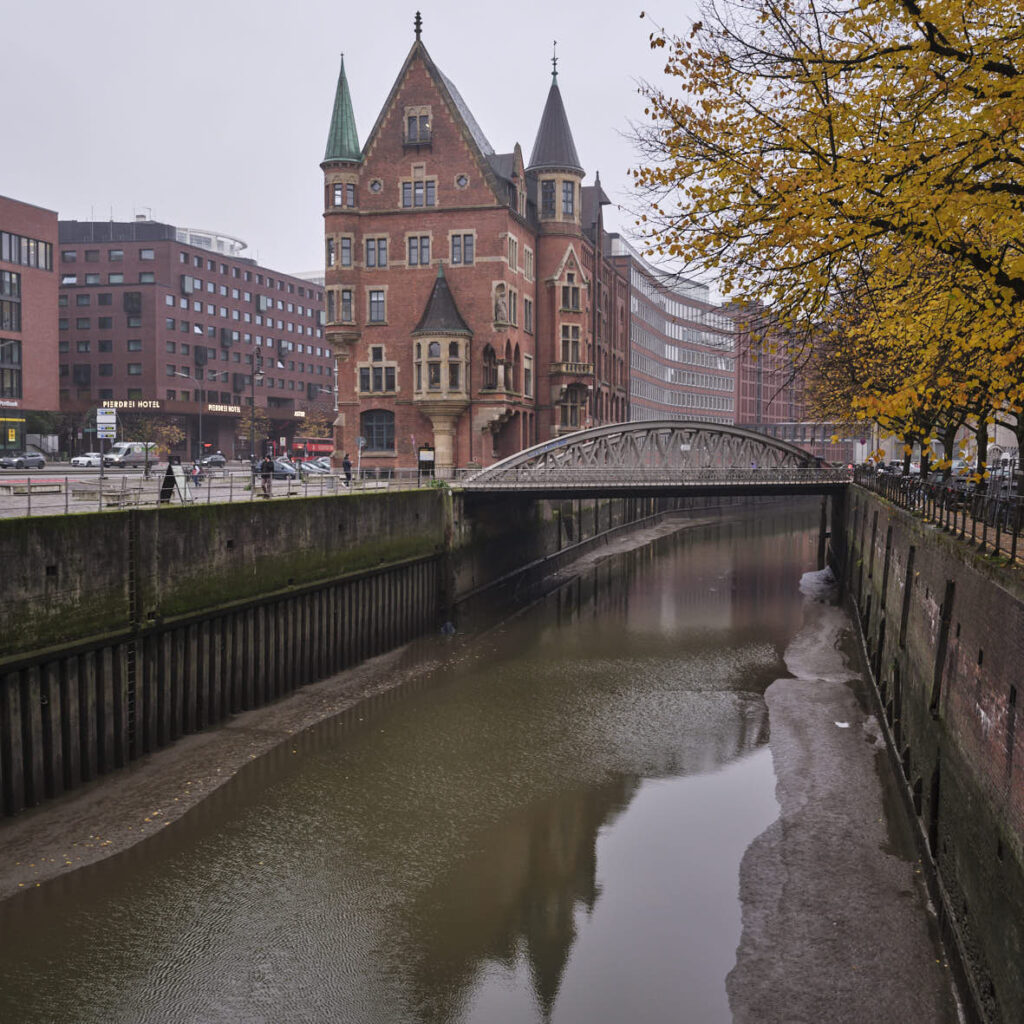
<box><xmin>0</xmin><ymin>490</ymin><xmax>673</xmax><ymax>819</ymax></box>
<box><xmin>844</xmin><ymin>486</ymin><xmax>1024</xmax><ymax>1024</ymax></box>
<box><xmin>0</xmin><ymin>492</ymin><xmax>446</xmax><ymax>818</ymax></box>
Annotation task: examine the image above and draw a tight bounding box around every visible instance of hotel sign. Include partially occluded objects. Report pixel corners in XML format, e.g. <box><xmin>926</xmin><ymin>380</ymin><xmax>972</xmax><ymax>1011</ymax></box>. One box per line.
<box><xmin>207</xmin><ymin>403</ymin><xmax>241</xmax><ymax>414</ymax></box>
<box><xmin>105</xmin><ymin>399</ymin><xmax>162</xmax><ymax>410</ymax></box>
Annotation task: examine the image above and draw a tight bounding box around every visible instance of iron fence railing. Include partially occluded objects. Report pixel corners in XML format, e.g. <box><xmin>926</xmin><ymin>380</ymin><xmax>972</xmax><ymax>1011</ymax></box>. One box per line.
<box><xmin>0</xmin><ymin>467</ymin><xmax>459</xmax><ymax>519</ymax></box>
<box><xmin>855</xmin><ymin>468</ymin><xmax>1024</xmax><ymax>565</ymax></box>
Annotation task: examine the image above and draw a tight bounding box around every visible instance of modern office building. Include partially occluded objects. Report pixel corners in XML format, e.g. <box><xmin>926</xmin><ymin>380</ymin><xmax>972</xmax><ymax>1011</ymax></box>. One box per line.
<box><xmin>606</xmin><ymin>236</ymin><xmax>736</xmax><ymax>424</ymax></box>
<box><xmin>321</xmin><ymin>20</ymin><xmax>629</xmax><ymax>474</ymax></box>
<box><xmin>0</xmin><ymin>195</ymin><xmax>59</xmax><ymax>453</ymax></box>
<box><xmin>57</xmin><ymin>218</ymin><xmax>328</xmax><ymax>460</ymax></box>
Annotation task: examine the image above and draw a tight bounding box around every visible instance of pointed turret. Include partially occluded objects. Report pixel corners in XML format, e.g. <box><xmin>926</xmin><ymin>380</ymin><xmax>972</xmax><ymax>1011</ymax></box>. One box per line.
<box><xmin>323</xmin><ymin>55</ymin><xmax>361</xmax><ymax>163</ymax></box>
<box><xmin>527</xmin><ymin>61</ymin><xmax>583</xmax><ymax>174</ymax></box>
<box><xmin>413</xmin><ymin>264</ymin><xmax>472</xmax><ymax>336</ymax></box>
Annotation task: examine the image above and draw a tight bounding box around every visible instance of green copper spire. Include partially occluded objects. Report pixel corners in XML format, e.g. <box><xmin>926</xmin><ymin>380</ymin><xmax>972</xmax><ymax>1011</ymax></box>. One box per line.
<box><xmin>324</xmin><ymin>55</ymin><xmax>361</xmax><ymax>162</ymax></box>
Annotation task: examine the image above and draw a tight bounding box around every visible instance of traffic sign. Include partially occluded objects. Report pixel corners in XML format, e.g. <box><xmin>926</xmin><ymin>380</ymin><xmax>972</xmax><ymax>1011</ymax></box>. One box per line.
<box><xmin>97</xmin><ymin>407</ymin><xmax>117</xmax><ymax>439</ymax></box>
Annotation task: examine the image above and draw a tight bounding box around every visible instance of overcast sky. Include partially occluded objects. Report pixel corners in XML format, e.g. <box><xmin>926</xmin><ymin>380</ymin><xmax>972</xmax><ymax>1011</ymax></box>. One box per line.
<box><xmin>4</xmin><ymin>0</ymin><xmax>699</xmax><ymax>275</ymax></box>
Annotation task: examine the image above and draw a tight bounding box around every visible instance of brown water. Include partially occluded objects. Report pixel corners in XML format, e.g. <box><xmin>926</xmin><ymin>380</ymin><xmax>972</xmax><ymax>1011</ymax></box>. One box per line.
<box><xmin>0</xmin><ymin>506</ymin><xmax>871</xmax><ymax>1023</ymax></box>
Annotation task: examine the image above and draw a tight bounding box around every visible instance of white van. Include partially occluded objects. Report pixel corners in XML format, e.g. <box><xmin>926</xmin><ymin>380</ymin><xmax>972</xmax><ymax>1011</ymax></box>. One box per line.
<box><xmin>104</xmin><ymin>441</ymin><xmax>159</xmax><ymax>468</ymax></box>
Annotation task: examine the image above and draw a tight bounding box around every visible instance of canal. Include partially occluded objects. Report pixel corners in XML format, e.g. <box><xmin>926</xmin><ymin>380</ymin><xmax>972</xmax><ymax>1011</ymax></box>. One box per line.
<box><xmin>0</xmin><ymin>501</ymin><xmax>961</xmax><ymax>1023</ymax></box>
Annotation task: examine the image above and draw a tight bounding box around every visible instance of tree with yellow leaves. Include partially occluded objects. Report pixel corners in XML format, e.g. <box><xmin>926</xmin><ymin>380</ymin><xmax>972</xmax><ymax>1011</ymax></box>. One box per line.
<box><xmin>634</xmin><ymin>0</ymin><xmax>1024</xmax><ymax>440</ymax></box>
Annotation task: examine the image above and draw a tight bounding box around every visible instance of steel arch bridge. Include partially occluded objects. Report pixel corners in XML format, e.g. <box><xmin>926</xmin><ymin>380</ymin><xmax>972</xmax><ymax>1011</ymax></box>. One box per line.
<box><xmin>462</xmin><ymin>421</ymin><xmax>850</xmax><ymax>498</ymax></box>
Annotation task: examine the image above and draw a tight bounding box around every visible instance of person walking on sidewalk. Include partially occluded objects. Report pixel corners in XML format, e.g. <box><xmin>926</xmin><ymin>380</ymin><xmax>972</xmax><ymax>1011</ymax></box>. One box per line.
<box><xmin>260</xmin><ymin>453</ymin><xmax>274</xmax><ymax>498</ymax></box>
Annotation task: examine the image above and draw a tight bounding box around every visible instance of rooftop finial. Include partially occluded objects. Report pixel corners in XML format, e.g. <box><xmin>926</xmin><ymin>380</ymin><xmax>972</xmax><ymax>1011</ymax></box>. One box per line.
<box><xmin>414</xmin><ymin>11</ymin><xmax>422</xmax><ymax>40</ymax></box>
<box><xmin>551</xmin><ymin>40</ymin><xmax>558</xmax><ymax>80</ymax></box>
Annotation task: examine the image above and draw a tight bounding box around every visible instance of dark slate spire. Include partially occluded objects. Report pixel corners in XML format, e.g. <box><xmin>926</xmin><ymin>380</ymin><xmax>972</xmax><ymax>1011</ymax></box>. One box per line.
<box><xmin>323</xmin><ymin>55</ymin><xmax>361</xmax><ymax>163</ymax></box>
<box><xmin>413</xmin><ymin>264</ymin><xmax>472</xmax><ymax>335</ymax></box>
<box><xmin>527</xmin><ymin>60</ymin><xmax>583</xmax><ymax>174</ymax></box>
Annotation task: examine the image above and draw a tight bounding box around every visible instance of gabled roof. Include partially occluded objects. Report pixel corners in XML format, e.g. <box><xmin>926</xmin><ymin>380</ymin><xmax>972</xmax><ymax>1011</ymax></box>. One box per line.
<box><xmin>437</xmin><ymin>69</ymin><xmax>495</xmax><ymax>156</ymax></box>
<box><xmin>323</xmin><ymin>56</ymin><xmax>361</xmax><ymax>163</ymax></box>
<box><xmin>581</xmin><ymin>175</ymin><xmax>612</xmax><ymax>240</ymax></box>
<box><xmin>359</xmin><ymin>34</ymin><xmax>508</xmax><ymax>204</ymax></box>
<box><xmin>488</xmin><ymin>153</ymin><xmax>515</xmax><ymax>182</ymax></box>
<box><xmin>413</xmin><ymin>264</ymin><xmax>472</xmax><ymax>336</ymax></box>
<box><xmin>527</xmin><ymin>74</ymin><xmax>583</xmax><ymax>174</ymax></box>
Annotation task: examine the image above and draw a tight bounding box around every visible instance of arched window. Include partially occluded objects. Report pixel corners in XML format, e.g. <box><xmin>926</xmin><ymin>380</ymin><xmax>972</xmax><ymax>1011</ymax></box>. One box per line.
<box><xmin>414</xmin><ymin>339</ymin><xmax>466</xmax><ymax>395</ymax></box>
<box><xmin>360</xmin><ymin>409</ymin><xmax>394</xmax><ymax>451</ymax></box>
<box><xmin>482</xmin><ymin>345</ymin><xmax>498</xmax><ymax>390</ymax></box>
<box><xmin>512</xmin><ymin>344</ymin><xmax>521</xmax><ymax>393</ymax></box>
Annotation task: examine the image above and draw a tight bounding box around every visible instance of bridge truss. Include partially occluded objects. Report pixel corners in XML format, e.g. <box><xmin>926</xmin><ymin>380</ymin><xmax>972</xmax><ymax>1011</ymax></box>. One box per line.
<box><xmin>463</xmin><ymin>421</ymin><xmax>850</xmax><ymax>497</ymax></box>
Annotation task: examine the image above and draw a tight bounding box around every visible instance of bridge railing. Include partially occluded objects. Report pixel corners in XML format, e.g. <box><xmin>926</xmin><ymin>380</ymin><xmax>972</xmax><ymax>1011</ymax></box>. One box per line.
<box><xmin>855</xmin><ymin>467</ymin><xmax>1024</xmax><ymax>565</ymax></box>
<box><xmin>464</xmin><ymin>466</ymin><xmax>853</xmax><ymax>489</ymax></box>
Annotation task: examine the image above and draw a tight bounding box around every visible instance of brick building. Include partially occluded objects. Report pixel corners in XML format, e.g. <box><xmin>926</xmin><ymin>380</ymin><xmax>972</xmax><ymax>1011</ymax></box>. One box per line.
<box><xmin>731</xmin><ymin>305</ymin><xmax>859</xmax><ymax>465</ymax></box>
<box><xmin>322</xmin><ymin>21</ymin><xmax>629</xmax><ymax>474</ymax></box>
<box><xmin>0</xmin><ymin>195</ymin><xmax>58</xmax><ymax>453</ymax></box>
<box><xmin>606</xmin><ymin>236</ymin><xmax>736</xmax><ymax>424</ymax></box>
<box><xmin>57</xmin><ymin>219</ymin><xmax>329</xmax><ymax>460</ymax></box>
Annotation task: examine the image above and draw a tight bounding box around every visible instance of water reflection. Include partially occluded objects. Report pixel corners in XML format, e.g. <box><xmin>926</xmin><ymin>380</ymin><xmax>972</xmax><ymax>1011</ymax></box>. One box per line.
<box><xmin>0</xmin><ymin>503</ymin><xmax>820</xmax><ymax>1024</ymax></box>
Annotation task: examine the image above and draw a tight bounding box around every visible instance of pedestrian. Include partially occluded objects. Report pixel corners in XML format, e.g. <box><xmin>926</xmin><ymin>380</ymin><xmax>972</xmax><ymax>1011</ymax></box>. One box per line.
<box><xmin>260</xmin><ymin>453</ymin><xmax>274</xmax><ymax>498</ymax></box>
<box><xmin>342</xmin><ymin>452</ymin><xmax>352</xmax><ymax>487</ymax></box>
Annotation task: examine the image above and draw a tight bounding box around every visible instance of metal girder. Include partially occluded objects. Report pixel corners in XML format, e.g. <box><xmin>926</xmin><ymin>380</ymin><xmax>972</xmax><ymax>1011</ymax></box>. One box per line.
<box><xmin>466</xmin><ymin>421</ymin><xmax>824</xmax><ymax>490</ymax></box>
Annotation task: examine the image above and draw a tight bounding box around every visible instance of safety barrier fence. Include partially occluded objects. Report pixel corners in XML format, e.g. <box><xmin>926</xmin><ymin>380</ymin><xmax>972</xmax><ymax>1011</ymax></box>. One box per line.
<box><xmin>855</xmin><ymin>468</ymin><xmax>1024</xmax><ymax>566</ymax></box>
<box><xmin>0</xmin><ymin>467</ymin><xmax>457</xmax><ymax>518</ymax></box>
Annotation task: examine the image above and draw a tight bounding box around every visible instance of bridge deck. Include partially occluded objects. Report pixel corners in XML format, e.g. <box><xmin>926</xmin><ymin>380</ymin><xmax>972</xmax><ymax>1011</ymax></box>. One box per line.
<box><xmin>462</xmin><ymin>468</ymin><xmax>852</xmax><ymax>498</ymax></box>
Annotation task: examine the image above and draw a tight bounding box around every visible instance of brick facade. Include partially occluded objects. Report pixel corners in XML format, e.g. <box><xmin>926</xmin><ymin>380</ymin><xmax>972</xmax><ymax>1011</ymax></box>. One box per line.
<box><xmin>57</xmin><ymin>220</ymin><xmax>328</xmax><ymax>460</ymax></box>
<box><xmin>322</xmin><ymin>36</ymin><xmax>628</xmax><ymax>473</ymax></box>
<box><xmin>847</xmin><ymin>488</ymin><xmax>1024</xmax><ymax>1022</ymax></box>
<box><xmin>0</xmin><ymin>195</ymin><xmax>59</xmax><ymax>448</ymax></box>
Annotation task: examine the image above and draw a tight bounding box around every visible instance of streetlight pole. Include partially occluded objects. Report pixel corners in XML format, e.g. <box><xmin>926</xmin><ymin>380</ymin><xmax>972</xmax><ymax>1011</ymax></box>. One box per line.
<box><xmin>249</xmin><ymin>356</ymin><xmax>265</xmax><ymax>462</ymax></box>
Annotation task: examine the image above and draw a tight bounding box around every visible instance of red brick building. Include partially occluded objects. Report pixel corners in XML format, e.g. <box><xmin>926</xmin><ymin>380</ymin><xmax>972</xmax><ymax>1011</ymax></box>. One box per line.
<box><xmin>322</xmin><ymin>22</ymin><xmax>629</xmax><ymax>473</ymax></box>
<box><xmin>0</xmin><ymin>195</ymin><xmax>58</xmax><ymax>452</ymax></box>
<box><xmin>731</xmin><ymin>305</ymin><xmax>858</xmax><ymax>465</ymax></box>
<box><xmin>57</xmin><ymin>219</ymin><xmax>329</xmax><ymax>460</ymax></box>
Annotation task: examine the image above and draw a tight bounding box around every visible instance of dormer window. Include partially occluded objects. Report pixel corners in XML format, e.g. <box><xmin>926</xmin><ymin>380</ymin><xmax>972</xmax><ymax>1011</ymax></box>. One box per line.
<box><xmin>404</xmin><ymin>106</ymin><xmax>432</xmax><ymax>149</ymax></box>
<box><xmin>407</xmin><ymin>114</ymin><xmax>429</xmax><ymax>141</ymax></box>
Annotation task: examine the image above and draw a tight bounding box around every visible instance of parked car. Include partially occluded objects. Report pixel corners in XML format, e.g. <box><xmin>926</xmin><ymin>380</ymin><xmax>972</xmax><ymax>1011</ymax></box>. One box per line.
<box><xmin>297</xmin><ymin>459</ymin><xmax>330</xmax><ymax>476</ymax></box>
<box><xmin>0</xmin><ymin>451</ymin><xmax>46</xmax><ymax>469</ymax></box>
<box><xmin>198</xmin><ymin>452</ymin><xmax>227</xmax><ymax>468</ymax></box>
<box><xmin>272</xmin><ymin>459</ymin><xmax>299</xmax><ymax>480</ymax></box>
<box><xmin>70</xmin><ymin>451</ymin><xmax>103</xmax><ymax>467</ymax></box>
